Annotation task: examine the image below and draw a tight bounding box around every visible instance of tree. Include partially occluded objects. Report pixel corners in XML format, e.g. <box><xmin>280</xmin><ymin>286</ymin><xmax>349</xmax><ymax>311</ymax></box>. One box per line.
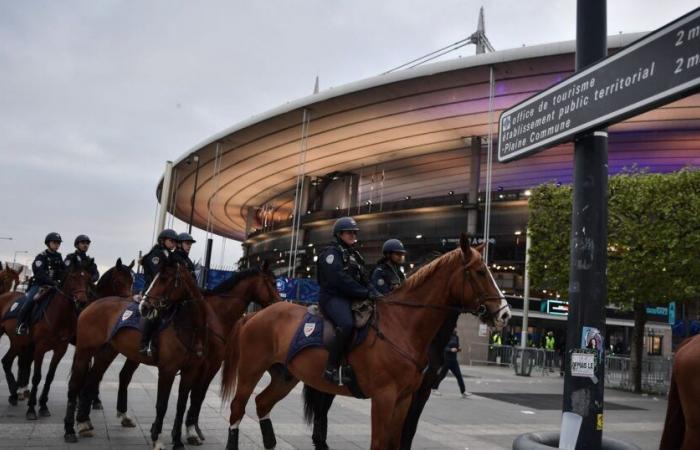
<box><xmin>528</xmin><ymin>168</ymin><xmax>700</xmax><ymax>393</ymax></box>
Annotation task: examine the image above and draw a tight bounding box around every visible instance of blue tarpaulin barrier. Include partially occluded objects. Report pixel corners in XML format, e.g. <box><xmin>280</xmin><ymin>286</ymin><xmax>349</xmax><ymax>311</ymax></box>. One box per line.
<box><xmin>133</xmin><ymin>269</ymin><xmax>320</xmax><ymax>303</ymax></box>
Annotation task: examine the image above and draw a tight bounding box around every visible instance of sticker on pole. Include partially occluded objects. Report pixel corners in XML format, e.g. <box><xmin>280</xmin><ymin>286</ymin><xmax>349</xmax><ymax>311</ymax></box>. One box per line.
<box><xmin>571</xmin><ymin>352</ymin><xmax>595</xmax><ymax>377</ymax></box>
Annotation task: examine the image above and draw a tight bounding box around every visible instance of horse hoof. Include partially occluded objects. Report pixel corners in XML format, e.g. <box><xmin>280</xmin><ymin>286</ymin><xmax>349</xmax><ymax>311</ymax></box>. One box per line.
<box><xmin>186</xmin><ymin>435</ymin><xmax>202</xmax><ymax>446</ymax></box>
<box><xmin>77</xmin><ymin>421</ymin><xmax>94</xmax><ymax>437</ymax></box>
<box><xmin>92</xmin><ymin>400</ymin><xmax>103</xmax><ymax>410</ymax></box>
<box><xmin>8</xmin><ymin>395</ymin><xmax>18</xmax><ymax>406</ymax></box>
<box><xmin>195</xmin><ymin>424</ymin><xmax>206</xmax><ymax>441</ymax></box>
<box><xmin>26</xmin><ymin>410</ymin><xmax>37</xmax><ymax>421</ymax></box>
<box><xmin>120</xmin><ymin>416</ymin><xmax>136</xmax><ymax>428</ymax></box>
<box><xmin>39</xmin><ymin>407</ymin><xmax>51</xmax><ymax>417</ymax></box>
<box><xmin>173</xmin><ymin>442</ymin><xmax>185</xmax><ymax>450</ymax></box>
<box><xmin>64</xmin><ymin>433</ymin><xmax>78</xmax><ymax>443</ymax></box>
<box><xmin>152</xmin><ymin>439</ymin><xmax>166</xmax><ymax>450</ymax></box>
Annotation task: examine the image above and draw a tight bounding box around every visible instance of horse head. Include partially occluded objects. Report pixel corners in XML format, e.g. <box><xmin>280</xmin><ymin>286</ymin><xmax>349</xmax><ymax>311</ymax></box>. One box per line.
<box><xmin>61</xmin><ymin>259</ymin><xmax>92</xmax><ymax>310</ymax></box>
<box><xmin>456</xmin><ymin>233</ymin><xmax>511</xmax><ymax>329</ymax></box>
<box><xmin>97</xmin><ymin>257</ymin><xmax>135</xmax><ymax>298</ymax></box>
<box><xmin>250</xmin><ymin>259</ymin><xmax>281</xmax><ymax>307</ymax></box>
<box><xmin>0</xmin><ymin>263</ymin><xmax>22</xmax><ymax>293</ymax></box>
<box><xmin>144</xmin><ymin>254</ymin><xmax>201</xmax><ymax>305</ymax></box>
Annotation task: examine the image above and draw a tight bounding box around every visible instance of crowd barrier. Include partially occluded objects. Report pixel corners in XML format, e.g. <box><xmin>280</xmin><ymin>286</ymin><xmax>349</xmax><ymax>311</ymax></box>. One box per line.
<box><xmin>604</xmin><ymin>355</ymin><xmax>672</xmax><ymax>395</ymax></box>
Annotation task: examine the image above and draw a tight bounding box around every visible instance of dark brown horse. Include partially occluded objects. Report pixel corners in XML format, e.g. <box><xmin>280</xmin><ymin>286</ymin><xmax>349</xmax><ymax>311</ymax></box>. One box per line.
<box><xmin>96</xmin><ymin>263</ymin><xmax>281</xmax><ymax>447</ymax></box>
<box><xmin>1</xmin><ymin>258</ymin><xmax>135</xmax><ymax>407</ymax></box>
<box><xmin>221</xmin><ymin>235</ymin><xmax>511</xmax><ymax>450</ymax></box>
<box><xmin>0</xmin><ymin>260</ymin><xmax>92</xmax><ymax>419</ymax></box>
<box><xmin>660</xmin><ymin>334</ymin><xmax>700</xmax><ymax>450</ymax></box>
<box><xmin>0</xmin><ymin>263</ymin><xmax>22</xmax><ymax>294</ymax></box>
<box><xmin>64</xmin><ymin>257</ymin><xmax>205</xmax><ymax>448</ymax></box>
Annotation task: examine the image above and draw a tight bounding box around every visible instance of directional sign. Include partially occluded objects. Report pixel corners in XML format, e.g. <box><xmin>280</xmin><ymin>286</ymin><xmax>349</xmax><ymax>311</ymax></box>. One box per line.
<box><xmin>498</xmin><ymin>7</ymin><xmax>700</xmax><ymax>162</ymax></box>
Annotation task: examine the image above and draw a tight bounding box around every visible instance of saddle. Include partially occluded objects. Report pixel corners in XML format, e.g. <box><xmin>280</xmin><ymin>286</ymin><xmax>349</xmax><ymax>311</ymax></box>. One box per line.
<box><xmin>2</xmin><ymin>288</ymin><xmax>55</xmax><ymax>324</ymax></box>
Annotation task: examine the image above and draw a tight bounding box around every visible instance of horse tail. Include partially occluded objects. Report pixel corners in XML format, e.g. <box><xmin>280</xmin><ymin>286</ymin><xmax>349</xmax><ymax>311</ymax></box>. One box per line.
<box><xmin>302</xmin><ymin>384</ymin><xmax>335</xmax><ymax>426</ymax></box>
<box><xmin>220</xmin><ymin>315</ymin><xmax>247</xmax><ymax>401</ymax></box>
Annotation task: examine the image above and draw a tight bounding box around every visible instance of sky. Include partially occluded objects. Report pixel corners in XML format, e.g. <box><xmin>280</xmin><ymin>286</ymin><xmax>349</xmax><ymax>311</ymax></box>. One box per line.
<box><xmin>1</xmin><ymin>0</ymin><xmax>697</xmax><ymax>274</ymax></box>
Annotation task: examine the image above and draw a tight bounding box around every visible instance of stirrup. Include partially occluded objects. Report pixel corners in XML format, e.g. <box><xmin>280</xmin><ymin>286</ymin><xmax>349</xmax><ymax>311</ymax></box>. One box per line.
<box><xmin>139</xmin><ymin>343</ymin><xmax>153</xmax><ymax>357</ymax></box>
<box><xmin>15</xmin><ymin>324</ymin><xmax>28</xmax><ymax>336</ymax></box>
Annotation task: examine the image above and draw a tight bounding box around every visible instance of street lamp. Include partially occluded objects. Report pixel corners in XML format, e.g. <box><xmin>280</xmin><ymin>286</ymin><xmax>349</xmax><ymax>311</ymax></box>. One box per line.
<box><xmin>0</xmin><ymin>237</ymin><xmax>13</xmax><ymax>241</ymax></box>
<box><xmin>13</xmin><ymin>251</ymin><xmax>28</xmax><ymax>264</ymax></box>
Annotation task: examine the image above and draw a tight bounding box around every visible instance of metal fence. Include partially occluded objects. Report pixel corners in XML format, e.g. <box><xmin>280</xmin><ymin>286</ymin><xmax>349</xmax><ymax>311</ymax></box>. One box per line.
<box><xmin>466</xmin><ymin>343</ymin><xmax>562</xmax><ymax>374</ymax></box>
<box><xmin>604</xmin><ymin>355</ymin><xmax>672</xmax><ymax>395</ymax></box>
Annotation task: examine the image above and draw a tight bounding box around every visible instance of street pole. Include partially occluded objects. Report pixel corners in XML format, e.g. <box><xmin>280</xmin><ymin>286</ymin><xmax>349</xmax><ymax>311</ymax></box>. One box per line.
<box><xmin>521</xmin><ymin>230</ymin><xmax>531</xmax><ymax>350</ymax></box>
<box><xmin>201</xmin><ymin>237</ymin><xmax>213</xmax><ymax>289</ymax></box>
<box><xmin>563</xmin><ymin>1</ymin><xmax>608</xmax><ymax>448</ymax></box>
<box><xmin>188</xmin><ymin>155</ymin><xmax>200</xmax><ymax>234</ymax></box>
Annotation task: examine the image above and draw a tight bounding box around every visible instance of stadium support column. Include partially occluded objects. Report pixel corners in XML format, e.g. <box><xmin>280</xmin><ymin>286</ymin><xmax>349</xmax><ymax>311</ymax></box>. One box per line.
<box><xmin>156</xmin><ymin>161</ymin><xmax>174</xmax><ymax>234</ymax></box>
<box><xmin>563</xmin><ymin>1</ymin><xmax>608</xmax><ymax>449</ymax></box>
<box><xmin>467</xmin><ymin>137</ymin><xmax>481</xmax><ymax>235</ymax></box>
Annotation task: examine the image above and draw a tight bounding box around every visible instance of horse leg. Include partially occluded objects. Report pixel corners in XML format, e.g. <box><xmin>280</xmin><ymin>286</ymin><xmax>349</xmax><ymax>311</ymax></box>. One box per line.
<box><xmin>171</xmin><ymin>368</ymin><xmax>199</xmax><ymax>450</ymax></box>
<box><xmin>185</xmin><ymin>367</ymin><xmax>216</xmax><ymax>445</ymax></box>
<box><xmin>76</xmin><ymin>346</ymin><xmax>118</xmax><ymax>437</ymax></box>
<box><xmin>370</xmin><ymin>390</ymin><xmax>398</xmax><ymax>450</ymax></box>
<box><xmin>26</xmin><ymin>346</ymin><xmax>47</xmax><ymax>420</ymax></box>
<box><xmin>150</xmin><ymin>369</ymin><xmax>176</xmax><ymax>450</ymax></box>
<box><xmin>91</xmin><ymin>358</ymin><xmax>103</xmax><ymax>411</ymax></box>
<box><xmin>388</xmin><ymin>392</ymin><xmax>413</xmax><ymax>450</ymax></box>
<box><xmin>17</xmin><ymin>345</ymin><xmax>32</xmax><ymax>401</ymax></box>
<box><xmin>226</xmin><ymin>363</ymin><xmax>270</xmax><ymax>450</ymax></box>
<box><xmin>116</xmin><ymin>359</ymin><xmax>139</xmax><ymax>427</ymax></box>
<box><xmin>399</xmin><ymin>379</ymin><xmax>433</xmax><ymax>450</ymax></box>
<box><xmin>64</xmin><ymin>346</ymin><xmax>95</xmax><ymax>443</ymax></box>
<box><xmin>302</xmin><ymin>384</ymin><xmax>335</xmax><ymax>450</ymax></box>
<box><xmin>1</xmin><ymin>345</ymin><xmax>19</xmax><ymax>405</ymax></box>
<box><xmin>38</xmin><ymin>342</ymin><xmax>68</xmax><ymax>416</ymax></box>
<box><xmin>254</xmin><ymin>367</ymin><xmax>300</xmax><ymax>449</ymax></box>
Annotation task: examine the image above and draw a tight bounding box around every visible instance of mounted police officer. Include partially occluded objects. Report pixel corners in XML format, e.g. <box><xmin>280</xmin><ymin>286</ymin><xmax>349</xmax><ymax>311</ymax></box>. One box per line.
<box><xmin>371</xmin><ymin>239</ymin><xmax>407</xmax><ymax>295</ymax></box>
<box><xmin>16</xmin><ymin>233</ymin><xmax>67</xmax><ymax>336</ymax></box>
<box><xmin>64</xmin><ymin>235</ymin><xmax>99</xmax><ymax>283</ymax></box>
<box><xmin>138</xmin><ymin>228</ymin><xmax>178</xmax><ymax>357</ymax></box>
<box><xmin>316</xmin><ymin>217</ymin><xmax>381</xmax><ymax>384</ymax></box>
<box><xmin>174</xmin><ymin>232</ymin><xmax>196</xmax><ymax>279</ymax></box>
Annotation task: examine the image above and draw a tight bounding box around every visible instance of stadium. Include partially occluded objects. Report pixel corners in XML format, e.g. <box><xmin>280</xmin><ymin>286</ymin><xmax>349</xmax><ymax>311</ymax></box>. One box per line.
<box><xmin>158</xmin><ymin>32</ymin><xmax>700</xmax><ymax>361</ymax></box>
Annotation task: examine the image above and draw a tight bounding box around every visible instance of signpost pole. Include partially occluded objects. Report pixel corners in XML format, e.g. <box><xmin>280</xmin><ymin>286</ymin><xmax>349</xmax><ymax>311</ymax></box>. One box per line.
<box><xmin>563</xmin><ymin>1</ymin><xmax>608</xmax><ymax>448</ymax></box>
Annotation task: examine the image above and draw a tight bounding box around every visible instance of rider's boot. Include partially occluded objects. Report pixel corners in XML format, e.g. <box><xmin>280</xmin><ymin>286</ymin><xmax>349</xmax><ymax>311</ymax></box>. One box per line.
<box><xmin>15</xmin><ymin>301</ymin><xmax>34</xmax><ymax>336</ymax></box>
<box><xmin>323</xmin><ymin>326</ymin><xmax>350</xmax><ymax>385</ymax></box>
<box><xmin>139</xmin><ymin>317</ymin><xmax>157</xmax><ymax>357</ymax></box>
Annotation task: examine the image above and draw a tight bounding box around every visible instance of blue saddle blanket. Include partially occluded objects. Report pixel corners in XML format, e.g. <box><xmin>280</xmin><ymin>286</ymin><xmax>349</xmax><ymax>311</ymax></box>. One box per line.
<box><xmin>285</xmin><ymin>312</ymin><xmax>370</xmax><ymax>365</ymax></box>
<box><xmin>109</xmin><ymin>302</ymin><xmax>177</xmax><ymax>340</ymax></box>
<box><xmin>2</xmin><ymin>292</ymin><xmax>54</xmax><ymax>324</ymax></box>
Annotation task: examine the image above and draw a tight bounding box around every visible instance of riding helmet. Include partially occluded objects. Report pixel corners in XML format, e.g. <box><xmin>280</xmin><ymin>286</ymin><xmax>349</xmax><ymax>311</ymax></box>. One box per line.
<box><xmin>157</xmin><ymin>228</ymin><xmax>179</xmax><ymax>242</ymax></box>
<box><xmin>74</xmin><ymin>234</ymin><xmax>91</xmax><ymax>247</ymax></box>
<box><xmin>44</xmin><ymin>232</ymin><xmax>62</xmax><ymax>245</ymax></box>
<box><xmin>382</xmin><ymin>238</ymin><xmax>406</xmax><ymax>254</ymax></box>
<box><xmin>332</xmin><ymin>217</ymin><xmax>360</xmax><ymax>235</ymax></box>
<box><xmin>177</xmin><ymin>232</ymin><xmax>196</xmax><ymax>243</ymax></box>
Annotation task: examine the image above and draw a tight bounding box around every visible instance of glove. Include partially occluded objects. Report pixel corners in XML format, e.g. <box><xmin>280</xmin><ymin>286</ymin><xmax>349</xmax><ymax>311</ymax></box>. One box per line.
<box><xmin>138</xmin><ymin>299</ymin><xmax>149</xmax><ymax>316</ymax></box>
<box><xmin>368</xmin><ymin>290</ymin><xmax>383</xmax><ymax>301</ymax></box>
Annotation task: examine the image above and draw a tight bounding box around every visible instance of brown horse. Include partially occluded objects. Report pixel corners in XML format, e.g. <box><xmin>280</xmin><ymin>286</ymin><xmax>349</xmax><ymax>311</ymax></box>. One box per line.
<box><xmin>660</xmin><ymin>334</ymin><xmax>700</xmax><ymax>450</ymax></box>
<box><xmin>0</xmin><ymin>260</ymin><xmax>92</xmax><ymax>419</ymax></box>
<box><xmin>64</xmin><ymin>256</ymin><xmax>215</xmax><ymax>449</ymax></box>
<box><xmin>221</xmin><ymin>235</ymin><xmax>511</xmax><ymax>450</ymax></box>
<box><xmin>92</xmin><ymin>262</ymin><xmax>281</xmax><ymax>447</ymax></box>
<box><xmin>0</xmin><ymin>263</ymin><xmax>22</xmax><ymax>294</ymax></box>
<box><xmin>1</xmin><ymin>258</ymin><xmax>135</xmax><ymax>407</ymax></box>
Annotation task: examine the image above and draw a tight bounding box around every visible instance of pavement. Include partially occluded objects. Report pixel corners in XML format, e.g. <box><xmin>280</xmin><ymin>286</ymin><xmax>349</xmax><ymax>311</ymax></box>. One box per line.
<box><xmin>0</xmin><ymin>343</ymin><xmax>668</xmax><ymax>449</ymax></box>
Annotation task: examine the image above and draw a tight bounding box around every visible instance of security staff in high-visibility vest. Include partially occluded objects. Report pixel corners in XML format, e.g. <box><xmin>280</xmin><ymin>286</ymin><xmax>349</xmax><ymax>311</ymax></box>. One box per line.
<box><xmin>492</xmin><ymin>332</ymin><xmax>502</xmax><ymax>346</ymax></box>
<box><xmin>544</xmin><ymin>331</ymin><xmax>556</xmax><ymax>372</ymax></box>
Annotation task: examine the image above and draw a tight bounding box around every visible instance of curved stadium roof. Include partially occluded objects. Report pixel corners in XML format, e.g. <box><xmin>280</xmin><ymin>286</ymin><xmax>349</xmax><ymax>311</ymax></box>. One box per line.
<box><xmin>161</xmin><ymin>32</ymin><xmax>700</xmax><ymax>240</ymax></box>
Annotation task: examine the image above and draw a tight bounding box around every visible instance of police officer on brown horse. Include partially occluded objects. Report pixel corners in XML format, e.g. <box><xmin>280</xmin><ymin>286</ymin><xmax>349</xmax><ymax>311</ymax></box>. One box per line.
<box><xmin>316</xmin><ymin>217</ymin><xmax>382</xmax><ymax>385</ymax></box>
<box><xmin>16</xmin><ymin>233</ymin><xmax>67</xmax><ymax>336</ymax></box>
<box><xmin>174</xmin><ymin>232</ymin><xmax>196</xmax><ymax>279</ymax></box>
<box><xmin>371</xmin><ymin>239</ymin><xmax>407</xmax><ymax>294</ymax></box>
<box><xmin>64</xmin><ymin>235</ymin><xmax>99</xmax><ymax>283</ymax></box>
<box><xmin>139</xmin><ymin>228</ymin><xmax>178</xmax><ymax>357</ymax></box>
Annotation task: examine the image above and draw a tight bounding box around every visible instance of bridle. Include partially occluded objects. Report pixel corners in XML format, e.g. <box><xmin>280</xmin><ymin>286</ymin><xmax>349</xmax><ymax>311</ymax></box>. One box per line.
<box><xmin>371</xmin><ymin>249</ymin><xmax>510</xmax><ymax>370</ymax></box>
<box><xmin>143</xmin><ymin>265</ymin><xmax>185</xmax><ymax>306</ymax></box>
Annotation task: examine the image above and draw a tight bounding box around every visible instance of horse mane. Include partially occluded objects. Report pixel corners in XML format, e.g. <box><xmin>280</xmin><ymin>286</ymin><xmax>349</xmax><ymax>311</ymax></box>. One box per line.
<box><xmin>399</xmin><ymin>248</ymin><xmax>463</xmax><ymax>292</ymax></box>
<box><xmin>205</xmin><ymin>268</ymin><xmax>261</xmax><ymax>295</ymax></box>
